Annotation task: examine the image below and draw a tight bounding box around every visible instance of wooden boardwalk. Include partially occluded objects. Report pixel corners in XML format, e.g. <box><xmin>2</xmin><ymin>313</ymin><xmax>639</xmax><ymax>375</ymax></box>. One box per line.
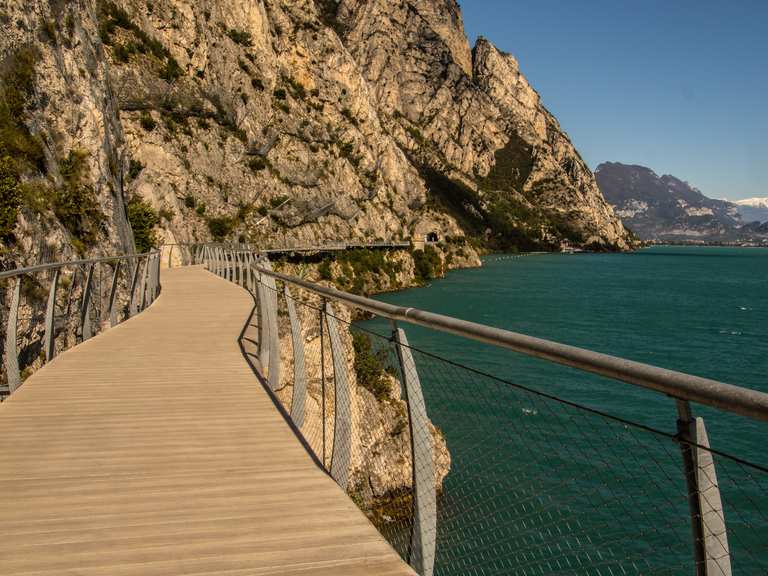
<box><xmin>0</xmin><ymin>266</ymin><xmax>415</xmax><ymax>576</ymax></box>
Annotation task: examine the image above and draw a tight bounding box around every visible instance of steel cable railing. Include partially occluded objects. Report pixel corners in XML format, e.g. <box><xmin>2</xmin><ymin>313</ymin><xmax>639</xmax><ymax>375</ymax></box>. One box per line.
<box><xmin>0</xmin><ymin>250</ymin><xmax>162</xmax><ymax>398</ymax></box>
<box><xmin>197</xmin><ymin>244</ymin><xmax>767</xmax><ymax>576</ymax></box>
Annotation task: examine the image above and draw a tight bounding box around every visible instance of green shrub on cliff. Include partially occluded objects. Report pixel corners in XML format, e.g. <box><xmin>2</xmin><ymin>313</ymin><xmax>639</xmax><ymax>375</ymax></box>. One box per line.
<box><xmin>0</xmin><ymin>155</ymin><xmax>22</xmax><ymax>242</ymax></box>
<box><xmin>352</xmin><ymin>332</ymin><xmax>391</xmax><ymax>402</ymax></box>
<box><xmin>0</xmin><ymin>46</ymin><xmax>44</xmax><ymax>172</ymax></box>
<box><xmin>412</xmin><ymin>245</ymin><xmax>441</xmax><ymax>283</ymax></box>
<box><xmin>98</xmin><ymin>2</ymin><xmax>183</xmax><ymax>81</ymax></box>
<box><xmin>0</xmin><ymin>46</ymin><xmax>45</xmax><ymax>243</ymax></box>
<box><xmin>53</xmin><ymin>150</ymin><xmax>105</xmax><ymax>251</ymax></box>
<box><xmin>207</xmin><ymin>216</ymin><xmax>235</xmax><ymax>241</ymax></box>
<box><xmin>139</xmin><ymin>111</ymin><xmax>156</xmax><ymax>132</ymax></box>
<box><xmin>226</xmin><ymin>28</ymin><xmax>253</xmax><ymax>47</ymax></box>
<box><xmin>127</xmin><ymin>197</ymin><xmax>159</xmax><ymax>253</ymax></box>
<box><xmin>318</xmin><ymin>258</ymin><xmax>332</xmax><ymax>281</ymax></box>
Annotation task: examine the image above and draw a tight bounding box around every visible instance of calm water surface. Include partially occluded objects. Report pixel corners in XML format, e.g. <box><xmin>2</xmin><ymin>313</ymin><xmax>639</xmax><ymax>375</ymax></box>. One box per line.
<box><xmin>359</xmin><ymin>246</ymin><xmax>768</xmax><ymax>573</ymax></box>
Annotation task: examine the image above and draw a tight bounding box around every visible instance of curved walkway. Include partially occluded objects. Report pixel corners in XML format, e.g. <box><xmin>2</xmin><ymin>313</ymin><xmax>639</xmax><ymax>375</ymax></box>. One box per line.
<box><xmin>0</xmin><ymin>266</ymin><xmax>414</xmax><ymax>576</ymax></box>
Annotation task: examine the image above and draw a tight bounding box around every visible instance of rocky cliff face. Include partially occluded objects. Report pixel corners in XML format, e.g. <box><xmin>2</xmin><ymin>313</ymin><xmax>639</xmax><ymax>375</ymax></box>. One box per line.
<box><xmin>1</xmin><ymin>0</ymin><xmax>628</xmax><ymax>271</ymax></box>
<box><xmin>336</xmin><ymin>1</ymin><xmax>630</xmax><ymax>250</ymax></box>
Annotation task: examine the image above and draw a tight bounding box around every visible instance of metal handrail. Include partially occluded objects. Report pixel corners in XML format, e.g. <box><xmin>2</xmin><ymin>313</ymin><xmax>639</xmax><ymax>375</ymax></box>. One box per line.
<box><xmin>0</xmin><ymin>251</ymin><xmax>157</xmax><ymax>280</ymax></box>
<box><xmin>1</xmin><ymin>249</ymin><xmax>162</xmax><ymax>397</ymax></box>
<box><xmin>254</xmin><ymin>264</ymin><xmax>768</xmax><ymax>423</ymax></box>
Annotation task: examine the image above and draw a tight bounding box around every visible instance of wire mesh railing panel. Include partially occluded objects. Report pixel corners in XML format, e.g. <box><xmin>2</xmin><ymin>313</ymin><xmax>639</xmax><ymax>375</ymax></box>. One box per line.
<box><xmin>387</xmin><ymin>336</ymin><xmax>768</xmax><ymax>575</ymax></box>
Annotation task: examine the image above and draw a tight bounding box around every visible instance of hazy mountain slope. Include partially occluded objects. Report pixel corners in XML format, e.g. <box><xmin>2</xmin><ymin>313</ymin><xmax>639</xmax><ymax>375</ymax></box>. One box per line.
<box><xmin>596</xmin><ymin>162</ymin><xmax>768</xmax><ymax>243</ymax></box>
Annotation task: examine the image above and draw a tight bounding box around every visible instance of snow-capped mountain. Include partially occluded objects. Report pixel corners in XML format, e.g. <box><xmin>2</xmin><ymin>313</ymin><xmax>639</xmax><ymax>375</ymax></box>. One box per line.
<box><xmin>735</xmin><ymin>197</ymin><xmax>768</xmax><ymax>208</ymax></box>
<box><xmin>733</xmin><ymin>198</ymin><xmax>768</xmax><ymax>223</ymax></box>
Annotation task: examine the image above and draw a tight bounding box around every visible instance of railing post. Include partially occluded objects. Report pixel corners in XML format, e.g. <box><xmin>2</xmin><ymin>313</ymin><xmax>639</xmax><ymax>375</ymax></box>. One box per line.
<box><xmin>246</xmin><ymin>253</ymin><xmax>254</xmax><ymax>293</ymax></box>
<box><xmin>139</xmin><ymin>256</ymin><xmax>150</xmax><ymax>310</ymax></box>
<box><xmin>80</xmin><ymin>263</ymin><xmax>95</xmax><ymax>342</ymax></box>
<box><xmin>4</xmin><ymin>277</ymin><xmax>21</xmax><ymax>393</ymax></box>
<box><xmin>128</xmin><ymin>257</ymin><xmax>141</xmax><ymax>317</ymax></box>
<box><xmin>154</xmin><ymin>251</ymin><xmax>161</xmax><ymax>300</ymax></box>
<box><xmin>44</xmin><ymin>269</ymin><xmax>59</xmax><ymax>362</ymax></box>
<box><xmin>251</xmin><ymin>253</ymin><xmax>258</xmax><ymax>293</ymax></box>
<box><xmin>319</xmin><ymin>298</ymin><xmax>326</xmax><ymax>466</ymax></box>
<box><xmin>285</xmin><ymin>285</ymin><xmax>307</xmax><ymax>428</ymax></box>
<box><xmin>324</xmin><ymin>301</ymin><xmax>352</xmax><ymax>490</ymax></box>
<box><xmin>257</xmin><ymin>265</ymin><xmax>270</xmax><ymax>371</ymax></box>
<box><xmin>146</xmin><ymin>255</ymin><xmax>155</xmax><ymax>304</ymax></box>
<box><xmin>107</xmin><ymin>261</ymin><xmax>121</xmax><ymax>327</ymax></box>
<box><xmin>393</xmin><ymin>324</ymin><xmax>437</xmax><ymax>576</ymax></box>
<box><xmin>676</xmin><ymin>400</ymin><xmax>732</xmax><ymax>576</ymax></box>
<box><xmin>262</xmin><ymin>261</ymin><xmax>280</xmax><ymax>390</ymax></box>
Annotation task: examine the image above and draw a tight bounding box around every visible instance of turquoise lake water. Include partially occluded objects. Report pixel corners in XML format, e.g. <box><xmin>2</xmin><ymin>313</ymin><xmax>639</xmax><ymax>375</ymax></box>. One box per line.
<box><xmin>359</xmin><ymin>246</ymin><xmax>768</xmax><ymax>574</ymax></box>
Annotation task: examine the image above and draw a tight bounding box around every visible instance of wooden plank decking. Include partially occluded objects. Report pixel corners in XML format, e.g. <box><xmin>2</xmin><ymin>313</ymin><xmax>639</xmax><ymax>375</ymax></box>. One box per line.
<box><xmin>0</xmin><ymin>266</ymin><xmax>415</xmax><ymax>576</ymax></box>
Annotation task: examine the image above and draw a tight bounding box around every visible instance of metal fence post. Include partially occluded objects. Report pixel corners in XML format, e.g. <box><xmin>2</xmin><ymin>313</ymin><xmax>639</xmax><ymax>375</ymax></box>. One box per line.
<box><xmin>146</xmin><ymin>255</ymin><xmax>156</xmax><ymax>304</ymax></box>
<box><xmin>262</xmin><ymin>262</ymin><xmax>280</xmax><ymax>390</ymax></box>
<box><xmin>324</xmin><ymin>301</ymin><xmax>352</xmax><ymax>490</ymax></box>
<box><xmin>677</xmin><ymin>400</ymin><xmax>732</xmax><ymax>576</ymax></box>
<box><xmin>246</xmin><ymin>253</ymin><xmax>254</xmax><ymax>293</ymax></box>
<box><xmin>154</xmin><ymin>252</ymin><xmax>161</xmax><ymax>300</ymax></box>
<box><xmin>107</xmin><ymin>261</ymin><xmax>121</xmax><ymax>328</ymax></box>
<box><xmin>128</xmin><ymin>258</ymin><xmax>141</xmax><ymax>317</ymax></box>
<box><xmin>320</xmin><ymin>299</ymin><xmax>326</xmax><ymax>466</ymax></box>
<box><xmin>257</xmin><ymin>266</ymin><xmax>269</xmax><ymax>372</ymax></box>
<box><xmin>393</xmin><ymin>324</ymin><xmax>437</xmax><ymax>576</ymax></box>
<box><xmin>80</xmin><ymin>264</ymin><xmax>95</xmax><ymax>342</ymax></box>
<box><xmin>695</xmin><ymin>417</ymin><xmax>732</xmax><ymax>576</ymax></box>
<box><xmin>139</xmin><ymin>256</ymin><xmax>150</xmax><ymax>311</ymax></box>
<box><xmin>285</xmin><ymin>285</ymin><xmax>307</xmax><ymax>428</ymax></box>
<box><xmin>4</xmin><ymin>278</ymin><xmax>21</xmax><ymax>393</ymax></box>
<box><xmin>44</xmin><ymin>269</ymin><xmax>59</xmax><ymax>362</ymax></box>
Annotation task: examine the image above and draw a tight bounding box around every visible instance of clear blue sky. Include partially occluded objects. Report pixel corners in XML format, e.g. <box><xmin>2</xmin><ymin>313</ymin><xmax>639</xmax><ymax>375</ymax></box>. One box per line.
<box><xmin>461</xmin><ymin>0</ymin><xmax>767</xmax><ymax>201</ymax></box>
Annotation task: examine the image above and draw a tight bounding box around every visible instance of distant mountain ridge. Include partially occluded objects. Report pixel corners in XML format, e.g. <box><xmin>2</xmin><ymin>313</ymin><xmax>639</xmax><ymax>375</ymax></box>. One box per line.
<box><xmin>595</xmin><ymin>162</ymin><xmax>768</xmax><ymax>243</ymax></box>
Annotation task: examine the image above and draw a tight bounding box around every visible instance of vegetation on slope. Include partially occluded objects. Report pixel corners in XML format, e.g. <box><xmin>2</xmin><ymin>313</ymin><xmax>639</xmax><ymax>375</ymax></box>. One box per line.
<box><xmin>352</xmin><ymin>332</ymin><xmax>391</xmax><ymax>402</ymax></box>
<box><xmin>127</xmin><ymin>197</ymin><xmax>159</xmax><ymax>253</ymax></box>
<box><xmin>0</xmin><ymin>45</ymin><xmax>44</xmax><ymax>243</ymax></box>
